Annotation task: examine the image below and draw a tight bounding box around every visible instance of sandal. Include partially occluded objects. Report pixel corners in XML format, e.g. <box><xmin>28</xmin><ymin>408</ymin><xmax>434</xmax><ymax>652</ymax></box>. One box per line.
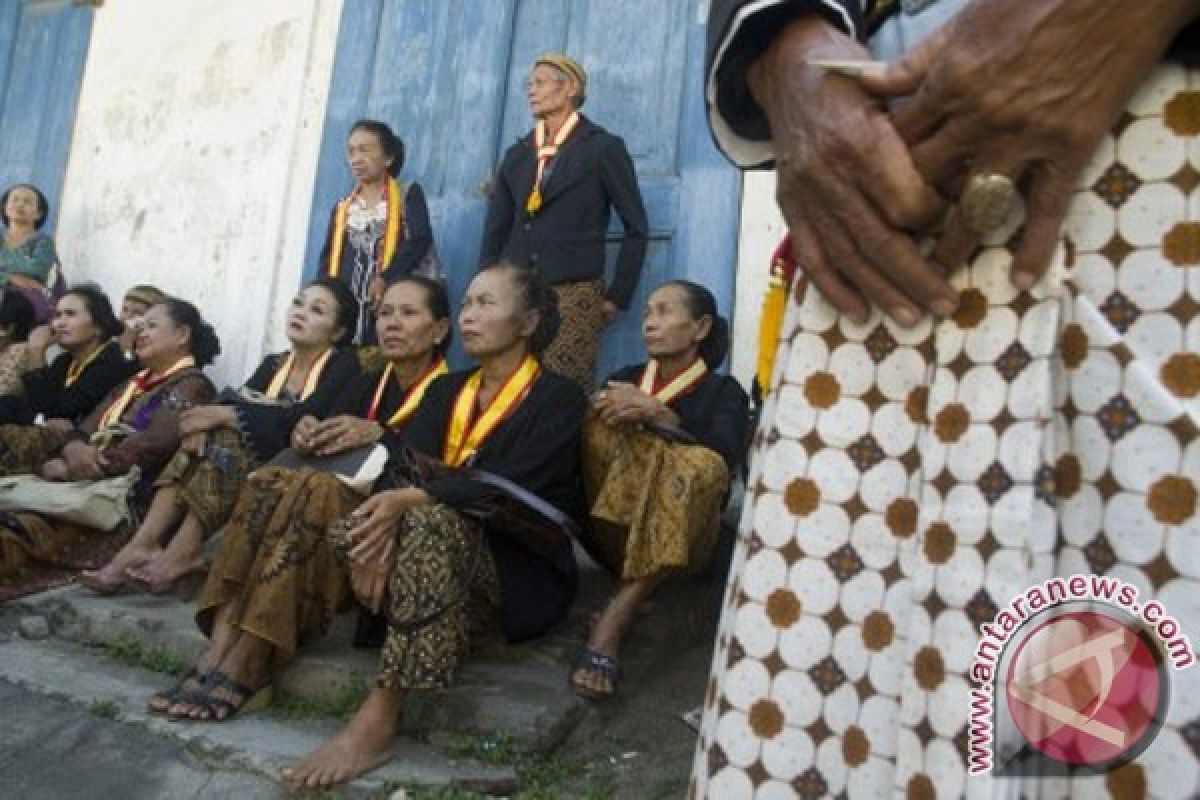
<box><xmin>570</xmin><ymin>648</ymin><xmax>621</xmax><ymax>700</ymax></box>
<box><xmin>147</xmin><ymin>667</ymin><xmax>212</xmax><ymax>715</ymax></box>
<box><xmin>172</xmin><ymin>669</ymin><xmax>272</xmax><ymax>722</ymax></box>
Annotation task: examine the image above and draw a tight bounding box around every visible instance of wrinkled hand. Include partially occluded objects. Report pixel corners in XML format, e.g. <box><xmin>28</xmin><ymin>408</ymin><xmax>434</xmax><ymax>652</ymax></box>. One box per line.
<box><xmin>749</xmin><ymin>15</ymin><xmax>952</xmax><ymax>325</ymax></box>
<box><xmin>26</xmin><ymin>324</ymin><xmax>54</xmax><ymax>354</ymax></box>
<box><xmin>308</xmin><ymin>415</ymin><xmax>384</xmax><ymax>457</ymax></box>
<box><xmin>861</xmin><ymin>0</ymin><xmax>1200</xmax><ymax>286</ymax></box>
<box><xmin>600</xmin><ymin>299</ymin><xmax>620</xmax><ymax>326</ymax></box>
<box><xmin>181</xmin><ymin>431</ymin><xmax>208</xmax><ymax>458</ymax></box>
<box><xmin>40</xmin><ymin>458</ymin><xmax>69</xmax><ymax>482</ymax></box>
<box><xmin>62</xmin><ymin>441</ymin><xmax>106</xmax><ymax>481</ymax></box>
<box><xmin>592</xmin><ymin>381</ymin><xmax>668</xmax><ymax>425</ymax></box>
<box><xmin>178</xmin><ymin>405</ymin><xmax>236</xmax><ymax>437</ymax></box>
<box><xmin>344</xmin><ymin>488</ymin><xmax>428</xmax><ymax>611</ymax></box>
<box><xmin>368</xmin><ymin>276</ymin><xmax>386</xmax><ymax>311</ymax></box>
<box><xmin>290</xmin><ymin>415</ymin><xmax>320</xmax><ymax>455</ymax></box>
<box><xmin>42</xmin><ymin>418</ymin><xmax>74</xmax><ymax>436</ymax></box>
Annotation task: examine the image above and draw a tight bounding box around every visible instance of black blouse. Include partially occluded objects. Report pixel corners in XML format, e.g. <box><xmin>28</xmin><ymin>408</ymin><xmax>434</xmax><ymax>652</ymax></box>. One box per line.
<box><xmin>382</xmin><ymin>367</ymin><xmax>587</xmax><ymax>642</ymax></box>
<box><xmin>609</xmin><ymin>363</ymin><xmax>751</xmax><ymax>472</ymax></box>
<box><xmin>0</xmin><ymin>341</ymin><xmax>135</xmax><ymax>426</ymax></box>
<box><xmin>232</xmin><ymin>348</ymin><xmax>361</xmax><ymax>461</ymax></box>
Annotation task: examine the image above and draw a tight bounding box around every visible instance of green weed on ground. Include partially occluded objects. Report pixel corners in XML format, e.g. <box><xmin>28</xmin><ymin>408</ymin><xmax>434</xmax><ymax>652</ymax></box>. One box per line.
<box><xmin>268</xmin><ymin>672</ymin><xmax>369</xmax><ymax>721</ymax></box>
<box><xmin>398</xmin><ymin>731</ymin><xmax>618</xmax><ymax>800</ymax></box>
<box><xmin>88</xmin><ymin>698</ymin><xmax>121</xmax><ymax>719</ymax></box>
<box><xmin>101</xmin><ymin>636</ymin><xmax>189</xmax><ymax>677</ymax></box>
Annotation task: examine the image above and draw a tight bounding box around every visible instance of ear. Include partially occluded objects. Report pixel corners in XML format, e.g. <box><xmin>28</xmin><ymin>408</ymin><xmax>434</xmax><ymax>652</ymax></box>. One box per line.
<box><xmin>520</xmin><ymin>308</ymin><xmax>540</xmax><ymax>341</ymax></box>
<box><xmin>433</xmin><ymin>317</ymin><xmax>451</xmax><ymax>347</ymax></box>
<box><xmin>693</xmin><ymin>314</ymin><xmax>713</xmax><ymax>344</ymax></box>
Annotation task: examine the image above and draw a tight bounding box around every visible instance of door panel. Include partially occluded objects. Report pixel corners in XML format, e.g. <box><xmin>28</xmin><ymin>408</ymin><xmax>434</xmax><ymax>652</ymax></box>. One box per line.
<box><xmin>309</xmin><ymin>0</ymin><xmax>740</xmax><ymax>378</ymax></box>
<box><xmin>0</xmin><ymin>1</ymin><xmax>93</xmax><ymax>231</ymax></box>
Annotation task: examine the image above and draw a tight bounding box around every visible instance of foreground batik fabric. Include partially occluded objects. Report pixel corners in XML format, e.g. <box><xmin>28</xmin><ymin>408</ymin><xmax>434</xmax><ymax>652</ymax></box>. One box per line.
<box><xmin>691</xmin><ymin>65</ymin><xmax>1200</xmax><ymax>798</ymax></box>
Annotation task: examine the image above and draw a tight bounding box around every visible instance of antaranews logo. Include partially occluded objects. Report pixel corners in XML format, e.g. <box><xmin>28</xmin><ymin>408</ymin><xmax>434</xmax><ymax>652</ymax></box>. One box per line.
<box><xmin>968</xmin><ymin>574</ymin><xmax>1194</xmax><ymax>777</ymax></box>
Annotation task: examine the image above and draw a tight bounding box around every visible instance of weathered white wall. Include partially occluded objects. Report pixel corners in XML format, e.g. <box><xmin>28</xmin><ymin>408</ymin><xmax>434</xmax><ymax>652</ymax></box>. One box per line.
<box><xmin>57</xmin><ymin>0</ymin><xmax>342</xmax><ymax>386</ymax></box>
<box><xmin>731</xmin><ymin>170</ymin><xmax>784</xmax><ymax>389</ymax></box>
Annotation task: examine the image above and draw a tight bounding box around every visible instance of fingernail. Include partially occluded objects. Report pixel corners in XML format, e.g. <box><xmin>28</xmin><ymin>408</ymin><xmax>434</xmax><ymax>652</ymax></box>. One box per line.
<box><xmin>932</xmin><ymin>298</ymin><xmax>957</xmax><ymax>318</ymax></box>
<box><xmin>893</xmin><ymin>308</ymin><xmax>919</xmax><ymax>328</ymax></box>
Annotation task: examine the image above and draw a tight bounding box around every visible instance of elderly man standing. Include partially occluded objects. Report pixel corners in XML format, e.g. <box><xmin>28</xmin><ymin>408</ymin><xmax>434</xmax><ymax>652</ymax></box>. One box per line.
<box><xmin>692</xmin><ymin>1</ymin><xmax>1200</xmax><ymax>798</ymax></box>
<box><xmin>480</xmin><ymin>53</ymin><xmax>648</xmax><ymax>393</ymax></box>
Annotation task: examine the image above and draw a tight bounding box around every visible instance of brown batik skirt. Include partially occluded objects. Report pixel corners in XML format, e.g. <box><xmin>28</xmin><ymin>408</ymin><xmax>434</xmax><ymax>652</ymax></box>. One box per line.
<box><xmin>580</xmin><ymin>414</ymin><xmax>730</xmax><ymax>581</ymax></box>
<box><xmin>372</xmin><ymin>504</ymin><xmax>500</xmax><ymax>690</ymax></box>
<box><xmin>195</xmin><ymin>466</ymin><xmax>363</xmax><ymax>669</ymax></box>
<box><xmin>155</xmin><ymin>427</ymin><xmax>256</xmax><ymax>536</ymax></box>
<box><xmin>541</xmin><ymin>278</ymin><xmax>606</xmax><ymax>394</ymax></box>
<box><xmin>0</xmin><ymin>424</ymin><xmax>124</xmax><ymax>601</ymax></box>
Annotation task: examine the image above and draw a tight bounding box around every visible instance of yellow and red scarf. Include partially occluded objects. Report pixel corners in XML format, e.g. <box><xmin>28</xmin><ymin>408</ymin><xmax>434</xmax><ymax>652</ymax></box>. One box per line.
<box><xmin>264</xmin><ymin>349</ymin><xmax>334</xmax><ymax>402</ymax></box>
<box><xmin>639</xmin><ymin>357</ymin><xmax>708</xmax><ymax>406</ymax></box>
<box><xmin>525</xmin><ymin>112</ymin><xmax>580</xmax><ymax>215</ymax></box>
<box><xmin>97</xmin><ymin>355</ymin><xmax>196</xmax><ymax>430</ymax></box>
<box><xmin>367</xmin><ymin>356</ymin><xmax>448</xmax><ymax>429</ymax></box>
<box><xmin>326</xmin><ymin>177</ymin><xmax>404</xmax><ymax>278</ymax></box>
<box><xmin>757</xmin><ymin>235</ymin><xmax>799</xmax><ymax>399</ymax></box>
<box><xmin>443</xmin><ymin>354</ymin><xmax>539</xmax><ymax>467</ymax></box>
<box><xmin>63</xmin><ymin>342</ymin><xmax>110</xmax><ymax>389</ymax></box>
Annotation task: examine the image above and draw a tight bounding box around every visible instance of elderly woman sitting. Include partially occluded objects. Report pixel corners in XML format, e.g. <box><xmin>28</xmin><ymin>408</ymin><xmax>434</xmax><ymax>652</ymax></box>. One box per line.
<box><xmin>81</xmin><ymin>277</ymin><xmax>361</xmax><ymax>595</ymax></box>
<box><xmin>571</xmin><ymin>280</ymin><xmax>749</xmax><ymax>699</ymax></box>
<box><xmin>0</xmin><ymin>298</ymin><xmax>218</xmax><ymax>597</ymax></box>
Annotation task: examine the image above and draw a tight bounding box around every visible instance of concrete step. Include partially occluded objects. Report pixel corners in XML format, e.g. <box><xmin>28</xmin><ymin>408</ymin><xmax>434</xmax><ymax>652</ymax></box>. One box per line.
<box><xmin>0</xmin><ymin>633</ymin><xmax>518</xmax><ymax>796</ymax></box>
<box><xmin>12</xmin><ymin>585</ymin><xmax>586</xmax><ymax>754</ymax></box>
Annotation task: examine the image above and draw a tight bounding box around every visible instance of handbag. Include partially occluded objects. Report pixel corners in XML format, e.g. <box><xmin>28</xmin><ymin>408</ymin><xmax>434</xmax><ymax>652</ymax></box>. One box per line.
<box><xmin>384</xmin><ymin>448</ymin><xmax>577</xmax><ymax>558</ymax></box>
<box><xmin>0</xmin><ymin>467</ymin><xmax>140</xmax><ymax>531</ymax></box>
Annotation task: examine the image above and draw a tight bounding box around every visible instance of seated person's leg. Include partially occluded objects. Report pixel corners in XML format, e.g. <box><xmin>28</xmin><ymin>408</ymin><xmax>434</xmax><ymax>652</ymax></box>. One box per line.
<box><xmin>284</xmin><ymin>504</ymin><xmax>500</xmax><ymax>789</ymax></box>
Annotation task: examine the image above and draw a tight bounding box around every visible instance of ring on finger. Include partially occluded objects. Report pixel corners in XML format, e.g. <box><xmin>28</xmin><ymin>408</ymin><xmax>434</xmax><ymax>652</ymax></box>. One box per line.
<box><xmin>960</xmin><ymin>172</ymin><xmax>1017</xmax><ymax>235</ymax></box>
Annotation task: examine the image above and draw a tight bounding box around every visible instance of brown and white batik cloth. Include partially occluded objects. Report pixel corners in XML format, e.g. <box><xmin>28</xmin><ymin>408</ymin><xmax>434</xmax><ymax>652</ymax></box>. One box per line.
<box><xmin>690</xmin><ymin>65</ymin><xmax>1200</xmax><ymax>799</ymax></box>
<box><xmin>541</xmin><ymin>278</ymin><xmax>607</xmax><ymax>395</ymax></box>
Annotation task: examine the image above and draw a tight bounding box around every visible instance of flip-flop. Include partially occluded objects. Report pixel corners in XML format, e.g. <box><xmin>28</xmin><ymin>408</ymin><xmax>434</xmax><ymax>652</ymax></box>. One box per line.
<box><xmin>570</xmin><ymin>648</ymin><xmax>621</xmax><ymax>700</ymax></box>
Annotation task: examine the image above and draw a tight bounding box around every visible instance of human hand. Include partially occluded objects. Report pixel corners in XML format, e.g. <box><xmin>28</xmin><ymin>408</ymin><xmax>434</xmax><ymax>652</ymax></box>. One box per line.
<box><xmin>600</xmin><ymin>299</ymin><xmax>619</xmax><ymax>326</ymax></box>
<box><xmin>178</xmin><ymin>405</ymin><xmax>236</xmax><ymax>436</ymax></box>
<box><xmin>308</xmin><ymin>415</ymin><xmax>383</xmax><ymax>457</ymax></box>
<box><xmin>290</xmin><ymin>415</ymin><xmax>320</xmax><ymax>454</ymax></box>
<box><xmin>42</xmin><ymin>418</ymin><xmax>74</xmax><ymax>436</ymax></box>
<box><xmin>749</xmin><ymin>15</ymin><xmax>952</xmax><ymax>326</ymax></box>
<box><xmin>346</xmin><ymin>488</ymin><xmax>424</xmax><ymax>566</ymax></box>
<box><xmin>592</xmin><ymin>381</ymin><xmax>664</xmax><ymax>425</ymax></box>
<box><xmin>348</xmin><ymin>536</ymin><xmax>395</xmax><ymax>613</ymax></box>
<box><xmin>26</xmin><ymin>324</ymin><xmax>54</xmax><ymax>354</ymax></box>
<box><xmin>369</xmin><ymin>276</ymin><xmax>386</xmax><ymax>311</ymax></box>
<box><xmin>861</xmin><ymin>0</ymin><xmax>1200</xmax><ymax>286</ymax></box>
<box><xmin>62</xmin><ymin>441</ymin><xmax>105</xmax><ymax>480</ymax></box>
<box><xmin>181</xmin><ymin>431</ymin><xmax>208</xmax><ymax>457</ymax></box>
<box><xmin>40</xmin><ymin>458</ymin><xmax>69</xmax><ymax>482</ymax></box>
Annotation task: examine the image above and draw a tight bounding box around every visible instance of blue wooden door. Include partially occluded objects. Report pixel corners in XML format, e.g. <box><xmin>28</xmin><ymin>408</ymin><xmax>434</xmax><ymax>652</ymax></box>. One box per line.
<box><xmin>0</xmin><ymin>1</ymin><xmax>94</xmax><ymax>232</ymax></box>
<box><xmin>309</xmin><ymin>0</ymin><xmax>740</xmax><ymax>376</ymax></box>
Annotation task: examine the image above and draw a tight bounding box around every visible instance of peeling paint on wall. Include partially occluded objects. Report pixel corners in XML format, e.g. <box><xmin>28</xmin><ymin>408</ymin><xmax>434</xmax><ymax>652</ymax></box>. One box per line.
<box><xmin>57</xmin><ymin>0</ymin><xmax>342</xmax><ymax>386</ymax></box>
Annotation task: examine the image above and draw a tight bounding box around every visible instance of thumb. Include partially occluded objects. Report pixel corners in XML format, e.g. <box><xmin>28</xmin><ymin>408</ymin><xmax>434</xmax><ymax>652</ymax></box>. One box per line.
<box><xmin>856</xmin><ymin>28</ymin><xmax>947</xmax><ymax>97</ymax></box>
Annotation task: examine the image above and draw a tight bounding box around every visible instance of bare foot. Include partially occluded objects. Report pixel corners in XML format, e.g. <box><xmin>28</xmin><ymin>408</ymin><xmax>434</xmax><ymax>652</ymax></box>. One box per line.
<box><xmin>281</xmin><ymin>687</ymin><xmax>401</xmax><ymax>789</ymax></box>
<box><xmin>80</xmin><ymin>547</ymin><xmax>160</xmax><ymax>594</ymax></box>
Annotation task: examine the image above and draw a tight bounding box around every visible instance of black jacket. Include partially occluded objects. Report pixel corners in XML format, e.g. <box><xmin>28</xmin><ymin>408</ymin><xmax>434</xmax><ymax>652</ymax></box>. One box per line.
<box><xmin>480</xmin><ymin>115</ymin><xmax>648</xmax><ymax>309</ymax></box>
<box><xmin>0</xmin><ymin>341</ymin><xmax>135</xmax><ymax>426</ymax></box>
<box><xmin>232</xmin><ymin>348</ymin><xmax>361</xmax><ymax>461</ymax></box>
<box><xmin>317</xmin><ymin>181</ymin><xmax>433</xmax><ymax>285</ymax></box>
<box><xmin>380</xmin><ymin>367</ymin><xmax>587</xmax><ymax>642</ymax></box>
